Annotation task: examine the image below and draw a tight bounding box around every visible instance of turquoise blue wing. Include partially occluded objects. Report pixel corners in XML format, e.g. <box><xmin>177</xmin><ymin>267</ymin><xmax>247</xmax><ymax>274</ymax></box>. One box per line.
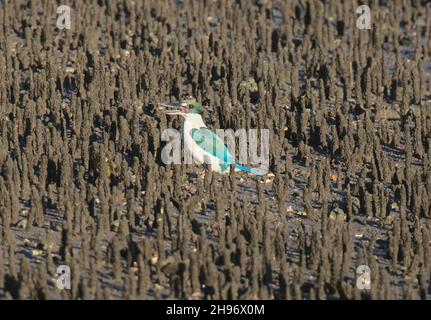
<box><xmin>191</xmin><ymin>128</ymin><xmax>234</xmax><ymax>164</ymax></box>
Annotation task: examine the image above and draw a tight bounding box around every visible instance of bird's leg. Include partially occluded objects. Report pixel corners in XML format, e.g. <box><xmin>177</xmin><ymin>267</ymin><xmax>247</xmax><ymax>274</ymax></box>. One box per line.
<box><xmin>199</xmin><ymin>155</ymin><xmax>211</xmax><ymax>179</ymax></box>
<box><xmin>203</xmin><ymin>155</ymin><xmax>211</xmax><ymax>170</ymax></box>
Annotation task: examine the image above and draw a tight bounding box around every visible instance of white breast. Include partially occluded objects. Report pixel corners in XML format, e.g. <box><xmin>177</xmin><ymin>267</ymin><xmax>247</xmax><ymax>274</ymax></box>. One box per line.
<box><xmin>183</xmin><ymin>114</ymin><xmax>224</xmax><ymax>170</ymax></box>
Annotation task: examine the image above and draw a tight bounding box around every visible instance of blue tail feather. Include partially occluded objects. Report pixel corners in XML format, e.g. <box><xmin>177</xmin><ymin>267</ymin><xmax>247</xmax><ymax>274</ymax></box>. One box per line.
<box><xmin>234</xmin><ymin>164</ymin><xmax>264</xmax><ymax>176</ymax></box>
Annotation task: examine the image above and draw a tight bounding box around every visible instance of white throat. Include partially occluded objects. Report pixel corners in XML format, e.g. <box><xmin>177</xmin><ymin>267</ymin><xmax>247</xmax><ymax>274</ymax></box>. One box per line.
<box><xmin>184</xmin><ymin>113</ymin><xmax>206</xmax><ymax>129</ymax></box>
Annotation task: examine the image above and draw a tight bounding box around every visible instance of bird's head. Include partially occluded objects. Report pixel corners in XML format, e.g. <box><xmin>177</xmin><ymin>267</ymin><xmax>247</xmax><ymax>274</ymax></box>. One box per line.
<box><xmin>158</xmin><ymin>98</ymin><xmax>204</xmax><ymax>117</ymax></box>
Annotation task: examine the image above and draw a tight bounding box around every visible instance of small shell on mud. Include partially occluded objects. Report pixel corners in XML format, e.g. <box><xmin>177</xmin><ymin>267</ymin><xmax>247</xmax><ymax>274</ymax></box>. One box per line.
<box><xmin>151</xmin><ymin>253</ymin><xmax>159</xmax><ymax>265</ymax></box>
<box><xmin>32</xmin><ymin>249</ymin><xmax>44</xmax><ymax>256</ymax></box>
<box><xmin>17</xmin><ymin>219</ymin><xmax>28</xmax><ymax>229</ymax></box>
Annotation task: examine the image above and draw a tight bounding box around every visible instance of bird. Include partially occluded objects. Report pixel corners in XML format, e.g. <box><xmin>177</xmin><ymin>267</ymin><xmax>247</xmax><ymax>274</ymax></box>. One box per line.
<box><xmin>158</xmin><ymin>99</ymin><xmax>264</xmax><ymax>175</ymax></box>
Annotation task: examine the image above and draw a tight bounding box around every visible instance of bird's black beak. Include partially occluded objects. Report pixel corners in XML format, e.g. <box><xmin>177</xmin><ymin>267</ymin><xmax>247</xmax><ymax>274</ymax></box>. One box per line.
<box><xmin>158</xmin><ymin>102</ymin><xmax>188</xmax><ymax>115</ymax></box>
<box><xmin>158</xmin><ymin>102</ymin><xmax>182</xmax><ymax>109</ymax></box>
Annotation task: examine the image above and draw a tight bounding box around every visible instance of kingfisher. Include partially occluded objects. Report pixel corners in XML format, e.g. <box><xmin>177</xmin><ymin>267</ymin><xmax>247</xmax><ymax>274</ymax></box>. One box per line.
<box><xmin>158</xmin><ymin>99</ymin><xmax>263</xmax><ymax>175</ymax></box>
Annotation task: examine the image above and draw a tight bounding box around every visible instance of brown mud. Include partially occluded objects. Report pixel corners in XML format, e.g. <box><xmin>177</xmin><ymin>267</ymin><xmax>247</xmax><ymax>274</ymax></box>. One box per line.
<box><xmin>0</xmin><ymin>0</ymin><xmax>431</xmax><ymax>299</ymax></box>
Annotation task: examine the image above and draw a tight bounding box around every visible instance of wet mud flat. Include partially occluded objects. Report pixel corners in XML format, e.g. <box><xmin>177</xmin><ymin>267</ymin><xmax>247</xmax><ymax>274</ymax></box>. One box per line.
<box><xmin>0</xmin><ymin>0</ymin><xmax>431</xmax><ymax>299</ymax></box>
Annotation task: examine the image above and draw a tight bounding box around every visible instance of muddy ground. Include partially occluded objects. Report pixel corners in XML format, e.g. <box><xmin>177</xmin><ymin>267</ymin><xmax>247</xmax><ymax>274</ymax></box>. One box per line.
<box><xmin>0</xmin><ymin>0</ymin><xmax>431</xmax><ymax>300</ymax></box>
